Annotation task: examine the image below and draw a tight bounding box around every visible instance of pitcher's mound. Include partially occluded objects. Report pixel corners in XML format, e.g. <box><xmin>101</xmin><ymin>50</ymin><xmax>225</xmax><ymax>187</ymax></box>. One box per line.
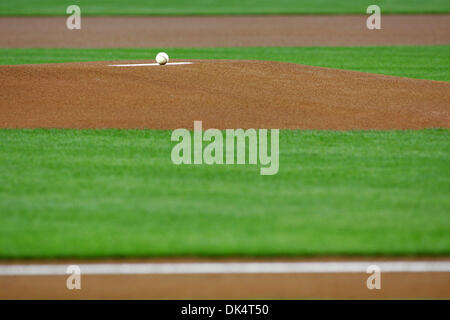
<box><xmin>0</xmin><ymin>60</ymin><xmax>448</xmax><ymax>130</ymax></box>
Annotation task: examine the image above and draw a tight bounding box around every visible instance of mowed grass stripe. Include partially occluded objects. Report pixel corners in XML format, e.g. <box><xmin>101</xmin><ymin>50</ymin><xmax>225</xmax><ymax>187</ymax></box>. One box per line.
<box><xmin>0</xmin><ymin>0</ymin><xmax>449</xmax><ymax>15</ymax></box>
<box><xmin>0</xmin><ymin>129</ymin><xmax>448</xmax><ymax>258</ymax></box>
<box><xmin>1</xmin><ymin>46</ymin><xmax>449</xmax><ymax>81</ymax></box>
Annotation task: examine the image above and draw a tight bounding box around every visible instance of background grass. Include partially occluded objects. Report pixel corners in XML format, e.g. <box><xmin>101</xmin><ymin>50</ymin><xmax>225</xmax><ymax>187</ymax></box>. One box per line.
<box><xmin>0</xmin><ymin>129</ymin><xmax>448</xmax><ymax>258</ymax></box>
<box><xmin>0</xmin><ymin>0</ymin><xmax>449</xmax><ymax>16</ymax></box>
<box><xmin>1</xmin><ymin>46</ymin><xmax>450</xmax><ymax>81</ymax></box>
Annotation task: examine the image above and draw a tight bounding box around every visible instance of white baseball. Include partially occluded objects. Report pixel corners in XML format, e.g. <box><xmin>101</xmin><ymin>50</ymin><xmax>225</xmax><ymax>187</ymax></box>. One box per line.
<box><xmin>156</xmin><ymin>52</ymin><xmax>169</xmax><ymax>65</ymax></box>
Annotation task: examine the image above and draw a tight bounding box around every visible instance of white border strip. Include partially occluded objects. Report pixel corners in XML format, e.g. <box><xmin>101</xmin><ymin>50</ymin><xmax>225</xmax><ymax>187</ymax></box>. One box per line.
<box><xmin>0</xmin><ymin>261</ymin><xmax>449</xmax><ymax>275</ymax></box>
<box><xmin>108</xmin><ymin>62</ymin><xmax>193</xmax><ymax>67</ymax></box>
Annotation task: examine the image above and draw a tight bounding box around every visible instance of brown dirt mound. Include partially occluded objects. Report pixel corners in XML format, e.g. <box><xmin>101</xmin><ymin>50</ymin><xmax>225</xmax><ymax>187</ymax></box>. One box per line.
<box><xmin>1</xmin><ymin>15</ymin><xmax>449</xmax><ymax>47</ymax></box>
<box><xmin>0</xmin><ymin>60</ymin><xmax>449</xmax><ymax>130</ymax></box>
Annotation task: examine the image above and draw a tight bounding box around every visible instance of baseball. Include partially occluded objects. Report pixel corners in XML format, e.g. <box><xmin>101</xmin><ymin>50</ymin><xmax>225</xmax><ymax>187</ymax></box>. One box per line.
<box><xmin>156</xmin><ymin>52</ymin><xmax>169</xmax><ymax>65</ymax></box>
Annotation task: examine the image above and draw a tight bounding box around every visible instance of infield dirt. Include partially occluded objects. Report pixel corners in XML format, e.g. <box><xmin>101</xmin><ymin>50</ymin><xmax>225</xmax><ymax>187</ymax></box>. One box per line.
<box><xmin>1</xmin><ymin>258</ymin><xmax>449</xmax><ymax>299</ymax></box>
<box><xmin>0</xmin><ymin>15</ymin><xmax>449</xmax><ymax>47</ymax></box>
<box><xmin>0</xmin><ymin>60</ymin><xmax>449</xmax><ymax>130</ymax></box>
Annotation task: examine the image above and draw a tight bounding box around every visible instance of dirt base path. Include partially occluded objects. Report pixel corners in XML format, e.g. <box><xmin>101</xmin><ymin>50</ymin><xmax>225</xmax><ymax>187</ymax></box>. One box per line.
<box><xmin>1</xmin><ymin>258</ymin><xmax>449</xmax><ymax>299</ymax></box>
<box><xmin>0</xmin><ymin>15</ymin><xmax>449</xmax><ymax>48</ymax></box>
<box><xmin>3</xmin><ymin>273</ymin><xmax>450</xmax><ymax>299</ymax></box>
<box><xmin>0</xmin><ymin>60</ymin><xmax>449</xmax><ymax>130</ymax></box>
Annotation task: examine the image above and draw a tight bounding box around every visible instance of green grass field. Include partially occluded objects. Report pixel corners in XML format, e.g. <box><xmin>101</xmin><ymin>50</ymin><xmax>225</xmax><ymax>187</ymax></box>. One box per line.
<box><xmin>1</xmin><ymin>46</ymin><xmax>450</xmax><ymax>81</ymax></box>
<box><xmin>0</xmin><ymin>47</ymin><xmax>449</xmax><ymax>258</ymax></box>
<box><xmin>0</xmin><ymin>0</ymin><xmax>449</xmax><ymax>15</ymax></box>
<box><xmin>0</xmin><ymin>129</ymin><xmax>448</xmax><ymax>258</ymax></box>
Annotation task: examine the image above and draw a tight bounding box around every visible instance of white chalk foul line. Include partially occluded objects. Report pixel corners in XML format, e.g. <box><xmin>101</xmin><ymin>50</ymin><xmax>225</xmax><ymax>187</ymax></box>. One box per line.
<box><xmin>0</xmin><ymin>261</ymin><xmax>449</xmax><ymax>275</ymax></box>
<box><xmin>108</xmin><ymin>62</ymin><xmax>193</xmax><ymax>67</ymax></box>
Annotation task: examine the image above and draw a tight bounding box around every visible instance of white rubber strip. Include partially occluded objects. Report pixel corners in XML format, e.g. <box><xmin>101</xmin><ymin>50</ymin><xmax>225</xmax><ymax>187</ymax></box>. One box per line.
<box><xmin>108</xmin><ymin>62</ymin><xmax>193</xmax><ymax>67</ymax></box>
<box><xmin>0</xmin><ymin>261</ymin><xmax>449</xmax><ymax>275</ymax></box>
